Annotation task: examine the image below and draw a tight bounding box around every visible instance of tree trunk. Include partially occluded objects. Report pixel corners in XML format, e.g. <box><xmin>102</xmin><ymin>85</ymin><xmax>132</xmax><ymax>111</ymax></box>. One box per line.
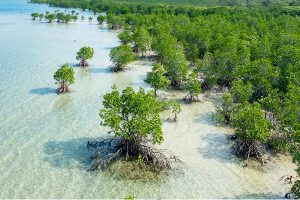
<box><xmin>58</xmin><ymin>82</ymin><xmax>69</xmax><ymax>93</ymax></box>
<box><xmin>80</xmin><ymin>59</ymin><xmax>88</xmax><ymax>67</ymax></box>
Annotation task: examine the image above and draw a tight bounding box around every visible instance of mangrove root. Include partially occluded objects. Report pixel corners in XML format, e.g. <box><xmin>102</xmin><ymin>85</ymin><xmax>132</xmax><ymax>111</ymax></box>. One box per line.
<box><xmin>86</xmin><ymin>137</ymin><xmax>179</xmax><ymax>171</ymax></box>
<box><xmin>167</xmin><ymin>114</ymin><xmax>178</xmax><ymax>123</ymax></box>
<box><xmin>184</xmin><ymin>93</ymin><xmax>200</xmax><ymax>103</ymax></box>
<box><xmin>280</xmin><ymin>175</ymin><xmax>295</xmax><ymax>184</ymax></box>
<box><xmin>234</xmin><ymin>139</ymin><xmax>269</xmax><ymax>164</ymax></box>
<box><xmin>80</xmin><ymin>60</ymin><xmax>89</xmax><ymax>67</ymax></box>
<box><xmin>58</xmin><ymin>84</ymin><xmax>69</xmax><ymax>93</ymax></box>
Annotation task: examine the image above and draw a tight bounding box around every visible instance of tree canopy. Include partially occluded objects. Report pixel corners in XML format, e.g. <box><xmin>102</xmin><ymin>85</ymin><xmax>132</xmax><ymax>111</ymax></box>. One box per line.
<box><xmin>76</xmin><ymin>46</ymin><xmax>95</xmax><ymax>67</ymax></box>
<box><xmin>184</xmin><ymin>73</ymin><xmax>202</xmax><ymax>102</ymax></box>
<box><xmin>32</xmin><ymin>0</ymin><xmax>300</xmax><ymax>192</ymax></box>
<box><xmin>97</xmin><ymin>15</ymin><xmax>106</xmax><ymax>24</ymax></box>
<box><xmin>53</xmin><ymin>63</ymin><xmax>75</xmax><ymax>93</ymax></box>
<box><xmin>145</xmin><ymin>63</ymin><xmax>170</xmax><ymax>96</ymax></box>
<box><xmin>100</xmin><ymin>86</ymin><xmax>163</xmax><ymax>144</ymax></box>
<box><xmin>109</xmin><ymin>45</ymin><xmax>135</xmax><ymax>71</ymax></box>
<box><xmin>118</xmin><ymin>31</ymin><xmax>133</xmax><ymax>45</ymax></box>
<box><xmin>233</xmin><ymin>103</ymin><xmax>271</xmax><ymax>143</ymax></box>
<box><xmin>31</xmin><ymin>13</ymin><xmax>39</xmax><ymax>20</ymax></box>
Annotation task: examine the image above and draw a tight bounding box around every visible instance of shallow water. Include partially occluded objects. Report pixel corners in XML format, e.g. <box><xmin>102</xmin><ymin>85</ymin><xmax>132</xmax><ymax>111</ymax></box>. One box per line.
<box><xmin>0</xmin><ymin>0</ymin><xmax>296</xmax><ymax>198</ymax></box>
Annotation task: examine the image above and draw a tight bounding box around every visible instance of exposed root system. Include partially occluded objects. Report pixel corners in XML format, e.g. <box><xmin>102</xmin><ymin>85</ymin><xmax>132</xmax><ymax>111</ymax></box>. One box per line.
<box><xmin>280</xmin><ymin>175</ymin><xmax>295</xmax><ymax>184</ymax></box>
<box><xmin>80</xmin><ymin>60</ymin><xmax>89</xmax><ymax>67</ymax></box>
<box><xmin>167</xmin><ymin>114</ymin><xmax>178</xmax><ymax>122</ymax></box>
<box><xmin>57</xmin><ymin>83</ymin><xmax>69</xmax><ymax>93</ymax></box>
<box><xmin>234</xmin><ymin>139</ymin><xmax>270</xmax><ymax>164</ymax></box>
<box><xmin>109</xmin><ymin>65</ymin><xmax>126</xmax><ymax>72</ymax></box>
<box><xmin>184</xmin><ymin>93</ymin><xmax>200</xmax><ymax>103</ymax></box>
<box><xmin>86</xmin><ymin>137</ymin><xmax>179</xmax><ymax>172</ymax></box>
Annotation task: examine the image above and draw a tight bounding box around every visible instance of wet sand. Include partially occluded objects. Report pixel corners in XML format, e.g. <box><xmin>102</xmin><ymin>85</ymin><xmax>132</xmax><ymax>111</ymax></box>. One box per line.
<box><xmin>0</xmin><ymin>0</ymin><xmax>296</xmax><ymax>198</ymax></box>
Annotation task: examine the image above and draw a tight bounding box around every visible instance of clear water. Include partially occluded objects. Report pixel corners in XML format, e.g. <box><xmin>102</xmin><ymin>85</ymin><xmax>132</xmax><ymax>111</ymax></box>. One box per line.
<box><xmin>0</xmin><ymin>0</ymin><xmax>296</xmax><ymax>198</ymax></box>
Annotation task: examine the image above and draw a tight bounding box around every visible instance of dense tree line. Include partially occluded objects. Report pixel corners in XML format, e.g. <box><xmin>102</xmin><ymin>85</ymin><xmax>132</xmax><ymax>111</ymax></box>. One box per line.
<box><xmin>33</xmin><ymin>0</ymin><xmax>300</xmax><ymax>195</ymax></box>
<box><xmin>31</xmin><ymin>10</ymin><xmax>79</xmax><ymax>23</ymax></box>
<box><xmin>30</xmin><ymin>0</ymin><xmax>300</xmax><ymax>8</ymax></box>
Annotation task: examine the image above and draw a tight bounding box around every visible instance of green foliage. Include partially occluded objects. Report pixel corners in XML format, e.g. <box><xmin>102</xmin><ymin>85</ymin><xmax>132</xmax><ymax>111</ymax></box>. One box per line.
<box><xmin>259</xmin><ymin>89</ymin><xmax>282</xmax><ymax>115</ymax></box>
<box><xmin>109</xmin><ymin>45</ymin><xmax>135</xmax><ymax>71</ymax></box>
<box><xmin>233</xmin><ymin>103</ymin><xmax>271</xmax><ymax>143</ymax></box>
<box><xmin>76</xmin><ymin>46</ymin><xmax>95</xmax><ymax>66</ymax></box>
<box><xmin>230</xmin><ymin>80</ymin><xmax>253</xmax><ymax>103</ymax></box>
<box><xmin>292</xmin><ymin>179</ymin><xmax>300</xmax><ymax>199</ymax></box>
<box><xmin>185</xmin><ymin>73</ymin><xmax>202</xmax><ymax>98</ymax></box>
<box><xmin>72</xmin><ymin>15</ymin><xmax>78</xmax><ymax>21</ymax></box>
<box><xmin>53</xmin><ymin>63</ymin><xmax>75</xmax><ymax>93</ymax></box>
<box><xmin>99</xmin><ymin>86</ymin><xmax>163</xmax><ymax>144</ymax></box>
<box><xmin>118</xmin><ymin>31</ymin><xmax>133</xmax><ymax>45</ymax></box>
<box><xmin>56</xmin><ymin>12</ymin><xmax>65</xmax><ymax>22</ymax></box>
<box><xmin>39</xmin><ymin>13</ymin><xmax>44</xmax><ymax>20</ymax></box>
<box><xmin>32</xmin><ymin>0</ymin><xmax>300</xmax><ymax>193</ymax></box>
<box><xmin>45</xmin><ymin>13</ymin><xmax>56</xmax><ymax>23</ymax></box>
<box><xmin>97</xmin><ymin>15</ymin><xmax>106</xmax><ymax>24</ymax></box>
<box><xmin>30</xmin><ymin>0</ymin><xmax>300</xmax><ymax>8</ymax></box>
<box><xmin>31</xmin><ymin>13</ymin><xmax>39</xmax><ymax>20</ymax></box>
<box><xmin>152</xmin><ymin>33</ymin><xmax>189</xmax><ymax>88</ymax></box>
<box><xmin>145</xmin><ymin>63</ymin><xmax>170</xmax><ymax>96</ymax></box>
<box><xmin>292</xmin><ymin>147</ymin><xmax>300</xmax><ymax>198</ymax></box>
<box><xmin>64</xmin><ymin>14</ymin><xmax>72</xmax><ymax>23</ymax></box>
<box><xmin>124</xmin><ymin>195</ymin><xmax>135</xmax><ymax>200</ymax></box>
<box><xmin>235</xmin><ymin>59</ymin><xmax>278</xmax><ymax>100</ymax></box>
<box><xmin>159</xmin><ymin>100</ymin><xmax>182</xmax><ymax>121</ymax></box>
<box><xmin>214</xmin><ymin>92</ymin><xmax>234</xmax><ymax>124</ymax></box>
<box><xmin>133</xmin><ymin>27</ymin><xmax>151</xmax><ymax>56</ymax></box>
<box><xmin>108</xmin><ymin>15</ymin><xmax>126</xmax><ymax>29</ymax></box>
<box><xmin>34</xmin><ymin>11</ymin><xmax>81</xmax><ymax>23</ymax></box>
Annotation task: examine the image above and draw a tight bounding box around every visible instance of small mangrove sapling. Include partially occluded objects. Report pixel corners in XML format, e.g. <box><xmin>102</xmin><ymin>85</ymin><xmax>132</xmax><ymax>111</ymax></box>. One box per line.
<box><xmin>76</xmin><ymin>46</ymin><xmax>95</xmax><ymax>67</ymax></box>
<box><xmin>97</xmin><ymin>15</ymin><xmax>106</xmax><ymax>24</ymax></box>
<box><xmin>145</xmin><ymin>63</ymin><xmax>170</xmax><ymax>96</ymax></box>
<box><xmin>31</xmin><ymin>13</ymin><xmax>39</xmax><ymax>20</ymax></box>
<box><xmin>53</xmin><ymin>63</ymin><xmax>75</xmax><ymax>93</ymax></box>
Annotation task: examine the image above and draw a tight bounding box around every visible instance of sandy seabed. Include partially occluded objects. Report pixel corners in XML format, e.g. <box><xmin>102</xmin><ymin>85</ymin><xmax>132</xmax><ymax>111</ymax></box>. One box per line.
<box><xmin>0</xmin><ymin>0</ymin><xmax>296</xmax><ymax>198</ymax></box>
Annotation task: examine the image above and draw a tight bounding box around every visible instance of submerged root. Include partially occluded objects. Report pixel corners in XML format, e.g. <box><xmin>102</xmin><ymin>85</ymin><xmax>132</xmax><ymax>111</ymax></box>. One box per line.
<box><xmin>108</xmin><ymin>160</ymin><xmax>160</xmax><ymax>181</ymax></box>
<box><xmin>234</xmin><ymin>139</ymin><xmax>269</xmax><ymax>165</ymax></box>
<box><xmin>86</xmin><ymin>137</ymin><xmax>179</xmax><ymax>172</ymax></box>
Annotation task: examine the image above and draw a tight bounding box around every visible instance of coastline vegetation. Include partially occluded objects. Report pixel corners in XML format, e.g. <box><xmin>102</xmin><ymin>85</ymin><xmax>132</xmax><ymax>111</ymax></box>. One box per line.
<box><xmin>53</xmin><ymin>63</ymin><xmax>75</xmax><ymax>93</ymax></box>
<box><xmin>31</xmin><ymin>0</ymin><xmax>300</xmax><ymax>197</ymax></box>
<box><xmin>31</xmin><ymin>10</ymin><xmax>80</xmax><ymax>23</ymax></box>
<box><xmin>76</xmin><ymin>46</ymin><xmax>95</xmax><ymax>67</ymax></box>
<box><xmin>109</xmin><ymin>45</ymin><xmax>136</xmax><ymax>72</ymax></box>
<box><xmin>88</xmin><ymin>86</ymin><xmax>178</xmax><ymax>171</ymax></box>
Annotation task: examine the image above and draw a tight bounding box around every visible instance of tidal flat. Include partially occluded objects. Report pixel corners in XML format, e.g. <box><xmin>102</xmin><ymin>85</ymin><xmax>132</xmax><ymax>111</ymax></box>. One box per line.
<box><xmin>0</xmin><ymin>0</ymin><xmax>296</xmax><ymax>198</ymax></box>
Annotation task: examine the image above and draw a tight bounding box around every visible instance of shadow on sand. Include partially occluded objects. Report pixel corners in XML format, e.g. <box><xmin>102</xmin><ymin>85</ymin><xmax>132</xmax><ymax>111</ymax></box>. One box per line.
<box><xmin>43</xmin><ymin>137</ymin><xmax>95</xmax><ymax>169</ymax></box>
<box><xmin>193</xmin><ymin>112</ymin><xmax>216</xmax><ymax>126</ymax></box>
<box><xmin>30</xmin><ymin>87</ymin><xmax>57</xmax><ymax>95</ymax></box>
<box><xmin>88</xmin><ymin>67</ymin><xmax>111</xmax><ymax>74</ymax></box>
<box><xmin>225</xmin><ymin>193</ymin><xmax>283</xmax><ymax>199</ymax></box>
<box><xmin>199</xmin><ymin>133</ymin><xmax>237</xmax><ymax>164</ymax></box>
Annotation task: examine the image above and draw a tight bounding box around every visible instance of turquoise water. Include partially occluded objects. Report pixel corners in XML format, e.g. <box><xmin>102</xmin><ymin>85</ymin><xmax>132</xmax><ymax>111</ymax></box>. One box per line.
<box><xmin>0</xmin><ymin>0</ymin><xmax>296</xmax><ymax>198</ymax></box>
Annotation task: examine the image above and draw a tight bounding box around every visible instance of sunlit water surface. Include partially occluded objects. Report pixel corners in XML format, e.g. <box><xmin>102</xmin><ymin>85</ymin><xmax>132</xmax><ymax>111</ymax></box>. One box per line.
<box><xmin>0</xmin><ymin>0</ymin><xmax>296</xmax><ymax>198</ymax></box>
